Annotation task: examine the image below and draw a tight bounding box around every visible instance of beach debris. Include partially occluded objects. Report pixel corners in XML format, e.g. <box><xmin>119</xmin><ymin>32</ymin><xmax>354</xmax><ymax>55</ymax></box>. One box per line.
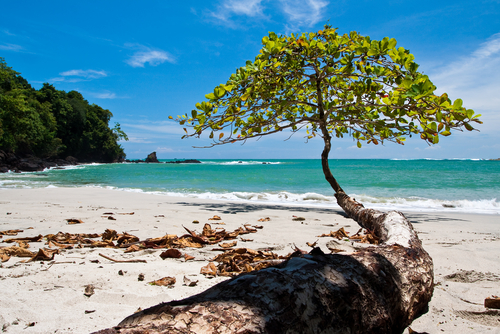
<box><xmin>149</xmin><ymin>276</ymin><xmax>176</xmax><ymax>287</ymax></box>
<box><xmin>138</xmin><ymin>273</ymin><xmax>145</xmax><ymax>281</ymax></box>
<box><xmin>318</xmin><ymin>227</ymin><xmax>349</xmax><ymax>239</ymax></box>
<box><xmin>84</xmin><ymin>284</ymin><xmax>95</xmax><ymax>297</ymax></box>
<box><xmin>1</xmin><ymin>221</ymin><xmax>264</xmax><ymax>262</ymax></box>
<box><xmin>244</xmin><ymin>225</ymin><xmax>257</xmax><ymax>233</ymax></box>
<box><xmin>66</xmin><ymin>219</ymin><xmax>84</xmax><ymax>224</ymax></box>
<box><xmin>103</xmin><ymin>212</ymin><xmax>114</xmax><ymax>215</ymax></box>
<box><xmin>85</xmin><ymin>310</ymin><xmax>96</xmax><ymax>314</ymax></box>
<box><xmin>107</xmin><ymin>216</ymin><xmax>116</xmax><ymax>220</ymax></box>
<box><xmin>0</xmin><ymin>246</ymin><xmax>34</xmax><ymax>262</ymax></box>
<box><xmin>219</xmin><ymin>241</ymin><xmax>237</xmax><ymax>248</ymax></box>
<box><xmin>200</xmin><ymin>262</ymin><xmax>217</xmax><ymax>277</ymax></box>
<box><xmin>192</xmin><ymin>220</ymin><xmax>200</xmax><ymax>224</ymax></box>
<box><xmin>183</xmin><ymin>276</ymin><xmax>198</xmax><ymax>287</ymax></box>
<box><xmin>118</xmin><ymin>270</ymin><xmax>124</xmax><ymax>275</ymax></box>
<box><xmin>134</xmin><ymin>308</ymin><xmax>142</xmax><ymax>314</ymax></box>
<box><xmin>349</xmin><ymin>228</ymin><xmax>379</xmax><ymax>245</ymax></box>
<box><xmin>292</xmin><ymin>216</ymin><xmax>306</xmax><ymax>221</ymax></box>
<box><xmin>184</xmin><ymin>254</ymin><xmax>195</xmax><ymax>261</ymax></box>
<box><xmin>444</xmin><ymin>270</ymin><xmax>499</xmax><ymax>283</ymax></box>
<box><xmin>99</xmin><ymin>253</ymin><xmax>147</xmax><ymax>263</ymax></box>
<box><xmin>160</xmin><ymin>249</ymin><xmax>182</xmax><ymax>259</ymax></box>
<box><xmin>240</xmin><ymin>238</ymin><xmax>253</xmax><ymax>242</ymax></box>
<box><xmin>118</xmin><ymin>212</ymin><xmax>135</xmax><ymax>215</ymax></box>
<box><xmin>24</xmin><ymin>322</ymin><xmax>36</xmax><ymax>328</ymax></box>
<box><xmin>326</xmin><ymin>246</ymin><xmax>345</xmax><ymax>253</ymax></box>
<box><xmin>2</xmin><ymin>234</ymin><xmax>43</xmax><ymax>243</ymax></box>
<box><xmin>0</xmin><ymin>229</ymin><xmax>24</xmax><ymax>236</ymax></box>
<box><xmin>484</xmin><ymin>296</ymin><xmax>500</xmax><ymax>309</ymax></box>
<box><xmin>317</xmin><ymin>227</ymin><xmax>379</xmax><ymax>245</ymax></box>
<box><xmin>208</xmin><ymin>215</ymin><xmax>222</xmax><ymax>221</ymax></box>
<box><xmin>102</xmin><ymin>229</ymin><xmax>118</xmax><ymax>241</ymax></box>
<box><xmin>28</xmin><ymin>248</ymin><xmax>59</xmax><ymax>262</ymax></box>
<box><xmin>210</xmin><ymin>248</ymin><xmax>287</xmax><ymax>277</ymax></box>
<box><xmin>306</xmin><ymin>240</ymin><xmax>318</xmax><ymax>248</ymax></box>
<box><xmin>258</xmin><ymin>217</ymin><xmax>270</xmax><ymax>222</ymax></box>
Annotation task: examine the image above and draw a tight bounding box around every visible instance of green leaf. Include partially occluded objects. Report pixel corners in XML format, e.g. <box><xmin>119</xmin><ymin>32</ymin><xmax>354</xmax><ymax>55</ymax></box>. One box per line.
<box><xmin>436</xmin><ymin>110</ymin><xmax>442</xmax><ymax>122</ymax></box>
<box><xmin>464</xmin><ymin>123</ymin><xmax>474</xmax><ymax>131</ymax></box>
<box><xmin>357</xmin><ymin>141</ymin><xmax>362</xmax><ymax>148</ymax></box>
<box><xmin>388</xmin><ymin>38</ymin><xmax>397</xmax><ymax>49</ymax></box>
<box><xmin>453</xmin><ymin>98</ymin><xmax>463</xmax><ymax>109</ymax></box>
<box><xmin>205</xmin><ymin>93</ymin><xmax>216</xmax><ymax>100</ymax></box>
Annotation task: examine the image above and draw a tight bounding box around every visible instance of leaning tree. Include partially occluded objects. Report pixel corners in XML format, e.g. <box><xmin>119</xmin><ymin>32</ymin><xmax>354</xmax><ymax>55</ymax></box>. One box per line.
<box><xmin>97</xmin><ymin>26</ymin><xmax>481</xmax><ymax>333</ymax></box>
<box><xmin>175</xmin><ymin>26</ymin><xmax>480</xmax><ymax>219</ymax></box>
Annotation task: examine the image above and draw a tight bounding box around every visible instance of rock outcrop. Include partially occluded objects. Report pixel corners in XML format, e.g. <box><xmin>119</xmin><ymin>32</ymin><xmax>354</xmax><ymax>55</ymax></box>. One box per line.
<box><xmin>145</xmin><ymin>152</ymin><xmax>160</xmax><ymax>163</ymax></box>
<box><xmin>0</xmin><ymin>151</ymin><xmax>79</xmax><ymax>173</ymax></box>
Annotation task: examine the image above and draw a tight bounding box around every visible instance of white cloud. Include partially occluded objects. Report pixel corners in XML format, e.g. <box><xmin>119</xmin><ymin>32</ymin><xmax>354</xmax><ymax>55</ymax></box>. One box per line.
<box><xmin>126</xmin><ymin>137</ymin><xmax>154</xmax><ymax>144</ymax></box>
<box><xmin>0</xmin><ymin>43</ymin><xmax>23</xmax><ymax>51</ymax></box>
<box><xmin>208</xmin><ymin>0</ymin><xmax>329</xmax><ymax>29</ymax></box>
<box><xmin>279</xmin><ymin>0</ymin><xmax>329</xmax><ymax>28</ymax></box>
<box><xmin>125</xmin><ymin>45</ymin><xmax>174</xmax><ymax>68</ymax></box>
<box><xmin>155</xmin><ymin>147</ymin><xmax>175</xmax><ymax>153</ymax></box>
<box><xmin>2</xmin><ymin>29</ymin><xmax>16</xmax><ymax>36</ymax></box>
<box><xmin>60</xmin><ymin>69</ymin><xmax>107</xmax><ymax>79</ymax></box>
<box><xmin>92</xmin><ymin>92</ymin><xmax>117</xmax><ymax>99</ymax></box>
<box><xmin>208</xmin><ymin>0</ymin><xmax>266</xmax><ymax>26</ymax></box>
<box><xmin>222</xmin><ymin>0</ymin><xmax>265</xmax><ymax>17</ymax></box>
<box><xmin>49</xmin><ymin>69</ymin><xmax>107</xmax><ymax>83</ymax></box>
<box><xmin>430</xmin><ymin>33</ymin><xmax>500</xmax><ymax>132</ymax></box>
<box><xmin>122</xmin><ymin>120</ymin><xmax>184</xmax><ymax>135</ymax></box>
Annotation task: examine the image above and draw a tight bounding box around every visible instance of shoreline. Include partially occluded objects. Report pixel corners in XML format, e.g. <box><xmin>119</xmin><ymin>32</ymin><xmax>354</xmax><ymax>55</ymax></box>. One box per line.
<box><xmin>0</xmin><ymin>188</ymin><xmax>499</xmax><ymax>333</ymax></box>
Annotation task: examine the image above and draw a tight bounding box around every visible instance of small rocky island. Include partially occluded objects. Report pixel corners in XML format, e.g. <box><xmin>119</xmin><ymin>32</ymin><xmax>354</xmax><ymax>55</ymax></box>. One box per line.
<box><xmin>125</xmin><ymin>152</ymin><xmax>201</xmax><ymax>164</ymax></box>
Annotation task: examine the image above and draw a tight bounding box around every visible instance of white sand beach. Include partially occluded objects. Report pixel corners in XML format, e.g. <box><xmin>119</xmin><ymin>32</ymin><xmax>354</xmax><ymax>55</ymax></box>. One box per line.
<box><xmin>0</xmin><ymin>188</ymin><xmax>499</xmax><ymax>333</ymax></box>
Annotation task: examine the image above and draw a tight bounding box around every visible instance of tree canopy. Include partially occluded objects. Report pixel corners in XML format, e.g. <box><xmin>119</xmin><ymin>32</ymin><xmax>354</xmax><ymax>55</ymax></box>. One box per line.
<box><xmin>177</xmin><ymin>26</ymin><xmax>481</xmax><ymax>193</ymax></box>
<box><xmin>0</xmin><ymin>58</ymin><xmax>127</xmax><ymax>161</ymax></box>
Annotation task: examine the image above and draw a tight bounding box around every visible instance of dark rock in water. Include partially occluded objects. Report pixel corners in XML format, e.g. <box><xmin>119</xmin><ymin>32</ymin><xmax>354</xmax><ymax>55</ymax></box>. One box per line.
<box><xmin>442</xmin><ymin>204</ymin><xmax>456</xmax><ymax>208</ymax></box>
<box><xmin>164</xmin><ymin>159</ymin><xmax>201</xmax><ymax>164</ymax></box>
<box><xmin>145</xmin><ymin>152</ymin><xmax>159</xmax><ymax>163</ymax></box>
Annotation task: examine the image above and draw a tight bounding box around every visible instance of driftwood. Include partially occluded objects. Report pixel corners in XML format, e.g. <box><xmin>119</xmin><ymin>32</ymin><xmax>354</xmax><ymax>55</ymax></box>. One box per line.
<box><xmin>94</xmin><ymin>194</ymin><xmax>433</xmax><ymax>334</ymax></box>
<box><xmin>99</xmin><ymin>253</ymin><xmax>147</xmax><ymax>263</ymax></box>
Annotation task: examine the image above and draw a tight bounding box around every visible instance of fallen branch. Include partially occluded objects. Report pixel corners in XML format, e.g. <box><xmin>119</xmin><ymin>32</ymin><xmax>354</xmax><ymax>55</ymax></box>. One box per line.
<box><xmin>94</xmin><ymin>208</ymin><xmax>433</xmax><ymax>334</ymax></box>
<box><xmin>99</xmin><ymin>253</ymin><xmax>147</xmax><ymax>263</ymax></box>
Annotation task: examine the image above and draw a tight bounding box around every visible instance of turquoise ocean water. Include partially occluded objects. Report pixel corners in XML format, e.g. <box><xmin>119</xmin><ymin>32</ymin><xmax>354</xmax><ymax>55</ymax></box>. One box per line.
<box><xmin>0</xmin><ymin>159</ymin><xmax>499</xmax><ymax>214</ymax></box>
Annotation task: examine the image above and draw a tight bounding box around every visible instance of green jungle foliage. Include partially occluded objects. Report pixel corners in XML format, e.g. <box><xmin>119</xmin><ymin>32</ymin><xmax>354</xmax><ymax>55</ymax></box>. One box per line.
<box><xmin>0</xmin><ymin>58</ymin><xmax>127</xmax><ymax>162</ymax></box>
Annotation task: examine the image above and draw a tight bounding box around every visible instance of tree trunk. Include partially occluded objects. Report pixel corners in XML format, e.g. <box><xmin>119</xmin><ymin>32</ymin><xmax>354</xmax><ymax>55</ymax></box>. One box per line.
<box><xmin>94</xmin><ymin>211</ymin><xmax>433</xmax><ymax>334</ymax></box>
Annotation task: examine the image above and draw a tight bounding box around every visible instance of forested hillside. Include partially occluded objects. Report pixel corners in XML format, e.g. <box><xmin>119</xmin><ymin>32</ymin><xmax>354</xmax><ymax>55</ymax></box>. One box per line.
<box><xmin>0</xmin><ymin>57</ymin><xmax>127</xmax><ymax>163</ymax></box>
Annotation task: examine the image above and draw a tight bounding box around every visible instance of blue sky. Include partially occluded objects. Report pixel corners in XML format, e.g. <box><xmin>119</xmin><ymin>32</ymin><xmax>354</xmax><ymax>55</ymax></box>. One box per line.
<box><xmin>1</xmin><ymin>0</ymin><xmax>499</xmax><ymax>160</ymax></box>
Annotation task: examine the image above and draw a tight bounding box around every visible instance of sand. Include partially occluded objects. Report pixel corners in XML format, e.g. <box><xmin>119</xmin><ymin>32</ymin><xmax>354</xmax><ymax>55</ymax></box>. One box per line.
<box><xmin>0</xmin><ymin>188</ymin><xmax>499</xmax><ymax>333</ymax></box>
